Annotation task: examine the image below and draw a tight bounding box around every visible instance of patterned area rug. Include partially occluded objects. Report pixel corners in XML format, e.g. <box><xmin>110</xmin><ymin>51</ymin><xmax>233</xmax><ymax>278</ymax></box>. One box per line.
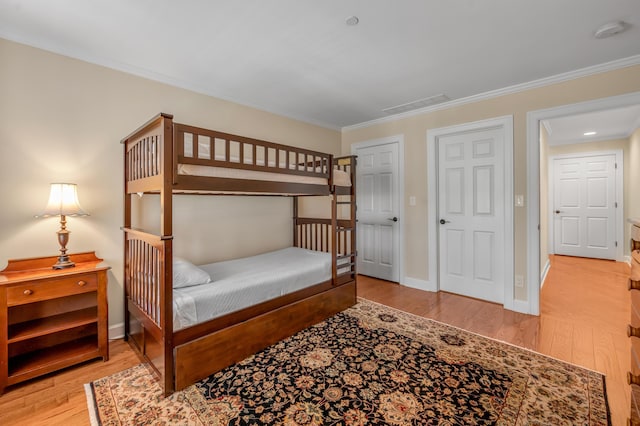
<box><xmin>86</xmin><ymin>299</ymin><xmax>610</xmax><ymax>425</ymax></box>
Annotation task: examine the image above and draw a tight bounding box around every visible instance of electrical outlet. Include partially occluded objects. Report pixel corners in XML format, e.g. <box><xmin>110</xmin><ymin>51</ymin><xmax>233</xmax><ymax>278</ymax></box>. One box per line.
<box><xmin>515</xmin><ymin>275</ymin><xmax>524</xmax><ymax>288</ymax></box>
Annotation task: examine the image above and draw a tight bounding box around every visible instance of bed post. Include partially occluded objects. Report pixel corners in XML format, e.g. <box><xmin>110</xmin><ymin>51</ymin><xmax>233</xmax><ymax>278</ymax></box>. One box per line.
<box><xmin>293</xmin><ymin>196</ymin><xmax>299</xmax><ymax>247</ymax></box>
<box><xmin>160</xmin><ymin>114</ymin><xmax>175</xmax><ymax>396</ymax></box>
<box><xmin>330</xmin><ymin>154</ymin><xmax>337</xmax><ymax>284</ymax></box>
<box><xmin>123</xmin><ymin>138</ymin><xmax>131</xmax><ymax>341</ymax></box>
<box><xmin>350</xmin><ymin>156</ymin><xmax>357</xmax><ymax>278</ymax></box>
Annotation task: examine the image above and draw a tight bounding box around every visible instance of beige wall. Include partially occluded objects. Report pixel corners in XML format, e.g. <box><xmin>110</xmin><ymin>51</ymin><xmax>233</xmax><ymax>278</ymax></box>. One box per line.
<box><xmin>631</xmin><ymin>128</ymin><xmax>640</xmax><ymax>224</ymax></box>
<box><xmin>539</xmin><ymin>124</ymin><xmax>550</xmax><ymax>275</ymax></box>
<box><xmin>342</xmin><ymin>65</ymin><xmax>640</xmax><ymax>305</ymax></box>
<box><xmin>0</xmin><ymin>39</ymin><xmax>341</xmax><ymax>330</ymax></box>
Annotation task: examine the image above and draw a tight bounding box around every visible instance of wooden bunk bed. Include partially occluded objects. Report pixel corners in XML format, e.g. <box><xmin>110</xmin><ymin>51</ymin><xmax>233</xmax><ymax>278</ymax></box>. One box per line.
<box><xmin>121</xmin><ymin>113</ymin><xmax>357</xmax><ymax>396</ymax></box>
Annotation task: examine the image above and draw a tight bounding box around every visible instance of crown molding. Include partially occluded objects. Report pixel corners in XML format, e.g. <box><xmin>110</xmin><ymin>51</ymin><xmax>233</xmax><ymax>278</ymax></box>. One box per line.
<box><xmin>343</xmin><ymin>54</ymin><xmax>640</xmax><ymax>132</ymax></box>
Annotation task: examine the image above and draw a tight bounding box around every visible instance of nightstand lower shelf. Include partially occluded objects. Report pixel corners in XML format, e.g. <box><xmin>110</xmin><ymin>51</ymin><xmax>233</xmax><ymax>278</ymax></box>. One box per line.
<box><xmin>8</xmin><ymin>335</ymin><xmax>103</xmax><ymax>385</ymax></box>
<box><xmin>8</xmin><ymin>306</ymin><xmax>98</xmax><ymax>343</ymax></box>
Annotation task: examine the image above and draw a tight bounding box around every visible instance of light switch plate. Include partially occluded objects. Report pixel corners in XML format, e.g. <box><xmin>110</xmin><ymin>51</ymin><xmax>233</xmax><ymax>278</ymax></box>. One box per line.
<box><xmin>409</xmin><ymin>196</ymin><xmax>416</xmax><ymax>206</ymax></box>
<box><xmin>515</xmin><ymin>195</ymin><xmax>524</xmax><ymax>207</ymax></box>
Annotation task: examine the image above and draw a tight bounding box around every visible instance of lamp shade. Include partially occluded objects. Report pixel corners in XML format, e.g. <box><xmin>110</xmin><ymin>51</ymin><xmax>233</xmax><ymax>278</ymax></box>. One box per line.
<box><xmin>38</xmin><ymin>183</ymin><xmax>89</xmax><ymax>217</ymax></box>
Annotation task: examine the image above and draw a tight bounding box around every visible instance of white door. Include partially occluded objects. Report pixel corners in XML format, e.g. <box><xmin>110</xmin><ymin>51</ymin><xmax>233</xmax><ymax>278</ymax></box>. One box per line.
<box><xmin>552</xmin><ymin>154</ymin><xmax>617</xmax><ymax>260</ymax></box>
<box><xmin>437</xmin><ymin>128</ymin><xmax>505</xmax><ymax>303</ymax></box>
<box><xmin>356</xmin><ymin>142</ymin><xmax>400</xmax><ymax>282</ymax></box>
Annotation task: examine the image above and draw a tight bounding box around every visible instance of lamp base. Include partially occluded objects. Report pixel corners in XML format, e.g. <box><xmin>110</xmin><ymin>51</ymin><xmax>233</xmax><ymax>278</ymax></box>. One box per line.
<box><xmin>52</xmin><ymin>216</ymin><xmax>75</xmax><ymax>269</ymax></box>
<box><xmin>53</xmin><ymin>255</ymin><xmax>75</xmax><ymax>269</ymax></box>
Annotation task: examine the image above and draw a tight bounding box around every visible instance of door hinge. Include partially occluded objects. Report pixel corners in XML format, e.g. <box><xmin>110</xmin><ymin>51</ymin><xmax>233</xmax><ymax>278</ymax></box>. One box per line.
<box><xmin>615</xmin><ymin>241</ymin><xmax>618</xmax><ymax>247</ymax></box>
<box><xmin>615</xmin><ymin>162</ymin><xmax>618</xmax><ymax>169</ymax></box>
<box><xmin>615</xmin><ymin>201</ymin><xmax>618</xmax><ymax>208</ymax></box>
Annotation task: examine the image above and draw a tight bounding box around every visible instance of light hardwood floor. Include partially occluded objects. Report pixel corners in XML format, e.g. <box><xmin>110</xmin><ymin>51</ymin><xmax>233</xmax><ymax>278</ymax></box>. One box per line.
<box><xmin>0</xmin><ymin>254</ymin><xmax>630</xmax><ymax>425</ymax></box>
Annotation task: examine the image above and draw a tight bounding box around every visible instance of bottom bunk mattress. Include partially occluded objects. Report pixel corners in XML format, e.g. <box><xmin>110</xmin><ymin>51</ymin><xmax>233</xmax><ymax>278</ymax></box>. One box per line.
<box><xmin>173</xmin><ymin>247</ymin><xmax>335</xmax><ymax>330</ymax></box>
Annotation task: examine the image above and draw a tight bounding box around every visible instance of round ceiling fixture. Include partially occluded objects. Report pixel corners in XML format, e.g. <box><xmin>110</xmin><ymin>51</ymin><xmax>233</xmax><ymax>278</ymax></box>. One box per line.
<box><xmin>345</xmin><ymin>16</ymin><xmax>359</xmax><ymax>26</ymax></box>
<box><xmin>594</xmin><ymin>21</ymin><xmax>627</xmax><ymax>39</ymax></box>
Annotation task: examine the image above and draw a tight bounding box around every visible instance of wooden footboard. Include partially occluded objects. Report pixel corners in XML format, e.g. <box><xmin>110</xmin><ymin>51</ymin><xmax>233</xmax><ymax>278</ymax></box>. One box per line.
<box><xmin>123</xmin><ymin>228</ymin><xmax>174</xmax><ymax>395</ymax></box>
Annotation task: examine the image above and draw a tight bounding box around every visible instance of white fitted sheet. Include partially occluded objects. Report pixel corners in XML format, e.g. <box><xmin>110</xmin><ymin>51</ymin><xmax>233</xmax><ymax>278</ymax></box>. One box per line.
<box><xmin>172</xmin><ymin>247</ymin><xmax>333</xmax><ymax>330</ymax></box>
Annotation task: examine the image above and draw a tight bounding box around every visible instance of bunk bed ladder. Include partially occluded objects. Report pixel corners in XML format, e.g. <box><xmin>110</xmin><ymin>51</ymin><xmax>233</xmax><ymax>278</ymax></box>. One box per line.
<box><xmin>292</xmin><ymin>155</ymin><xmax>357</xmax><ymax>286</ymax></box>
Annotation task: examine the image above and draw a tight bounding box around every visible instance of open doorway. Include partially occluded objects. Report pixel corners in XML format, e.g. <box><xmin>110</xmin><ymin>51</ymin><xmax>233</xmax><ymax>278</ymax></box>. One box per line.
<box><xmin>527</xmin><ymin>92</ymin><xmax>640</xmax><ymax>315</ymax></box>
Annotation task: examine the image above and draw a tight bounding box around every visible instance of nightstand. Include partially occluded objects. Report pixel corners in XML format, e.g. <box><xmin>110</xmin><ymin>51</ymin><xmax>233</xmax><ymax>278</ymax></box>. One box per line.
<box><xmin>0</xmin><ymin>252</ymin><xmax>109</xmax><ymax>394</ymax></box>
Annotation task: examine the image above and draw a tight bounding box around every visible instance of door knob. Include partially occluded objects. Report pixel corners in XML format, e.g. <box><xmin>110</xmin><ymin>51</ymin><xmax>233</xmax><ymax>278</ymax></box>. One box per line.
<box><xmin>387</xmin><ymin>217</ymin><xmax>398</xmax><ymax>222</ymax></box>
<box><xmin>555</xmin><ymin>210</ymin><xmax>561</xmax><ymax>214</ymax></box>
<box><xmin>439</xmin><ymin>219</ymin><xmax>450</xmax><ymax>225</ymax></box>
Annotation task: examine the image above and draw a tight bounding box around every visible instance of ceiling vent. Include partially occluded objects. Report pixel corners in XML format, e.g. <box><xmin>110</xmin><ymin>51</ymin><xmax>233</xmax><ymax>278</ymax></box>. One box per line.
<box><xmin>382</xmin><ymin>94</ymin><xmax>450</xmax><ymax>115</ymax></box>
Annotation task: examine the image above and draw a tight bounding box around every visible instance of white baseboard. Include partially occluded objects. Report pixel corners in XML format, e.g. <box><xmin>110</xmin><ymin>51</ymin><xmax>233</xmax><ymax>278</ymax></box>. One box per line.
<box><xmin>401</xmin><ymin>276</ymin><xmax>437</xmax><ymax>292</ymax></box>
<box><xmin>401</xmin><ymin>277</ymin><xmax>532</xmax><ymax>314</ymax></box>
<box><xmin>109</xmin><ymin>322</ymin><xmax>125</xmax><ymax>340</ymax></box>
<box><xmin>540</xmin><ymin>259</ymin><xmax>551</xmax><ymax>289</ymax></box>
<box><xmin>511</xmin><ymin>299</ymin><xmax>532</xmax><ymax>314</ymax></box>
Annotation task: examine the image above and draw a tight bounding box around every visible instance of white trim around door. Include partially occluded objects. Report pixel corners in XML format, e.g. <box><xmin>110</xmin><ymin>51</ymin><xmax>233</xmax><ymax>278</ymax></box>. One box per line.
<box><xmin>527</xmin><ymin>91</ymin><xmax>640</xmax><ymax>316</ymax></box>
<box><xmin>351</xmin><ymin>135</ymin><xmax>405</xmax><ymax>284</ymax></box>
<box><xmin>427</xmin><ymin>115</ymin><xmax>515</xmax><ymax>310</ymax></box>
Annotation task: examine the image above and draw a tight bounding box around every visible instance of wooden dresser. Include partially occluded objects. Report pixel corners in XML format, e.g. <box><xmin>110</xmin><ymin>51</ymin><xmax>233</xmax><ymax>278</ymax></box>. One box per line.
<box><xmin>629</xmin><ymin>221</ymin><xmax>640</xmax><ymax>425</ymax></box>
<box><xmin>0</xmin><ymin>252</ymin><xmax>109</xmax><ymax>395</ymax></box>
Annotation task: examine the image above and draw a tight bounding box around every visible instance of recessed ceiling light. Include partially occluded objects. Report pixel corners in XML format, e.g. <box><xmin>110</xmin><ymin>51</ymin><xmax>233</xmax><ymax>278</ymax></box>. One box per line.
<box><xmin>594</xmin><ymin>21</ymin><xmax>627</xmax><ymax>39</ymax></box>
<box><xmin>345</xmin><ymin>16</ymin><xmax>359</xmax><ymax>26</ymax></box>
<box><xmin>583</xmin><ymin>131</ymin><xmax>597</xmax><ymax>136</ymax></box>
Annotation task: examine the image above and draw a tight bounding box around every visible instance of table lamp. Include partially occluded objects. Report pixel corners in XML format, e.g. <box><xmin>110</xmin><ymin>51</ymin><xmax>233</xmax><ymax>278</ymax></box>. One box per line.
<box><xmin>37</xmin><ymin>183</ymin><xmax>89</xmax><ymax>269</ymax></box>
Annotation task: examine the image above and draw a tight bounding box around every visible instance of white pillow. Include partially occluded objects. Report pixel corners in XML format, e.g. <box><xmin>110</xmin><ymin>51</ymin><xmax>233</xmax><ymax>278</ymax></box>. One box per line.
<box><xmin>172</xmin><ymin>257</ymin><xmax>211</xmax><ymax>288</ymax></box>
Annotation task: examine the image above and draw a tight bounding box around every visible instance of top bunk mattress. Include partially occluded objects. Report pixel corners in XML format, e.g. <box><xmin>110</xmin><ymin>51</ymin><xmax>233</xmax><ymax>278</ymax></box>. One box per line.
<box><xmin>178</xmin><ymin>163</ymin><xmax>351</xmax><ymax>187</ymax></box>
<box><xmin>173</xmin><ymin>247</ymin><xmax>333</xmax><ymax>330</ymax></box>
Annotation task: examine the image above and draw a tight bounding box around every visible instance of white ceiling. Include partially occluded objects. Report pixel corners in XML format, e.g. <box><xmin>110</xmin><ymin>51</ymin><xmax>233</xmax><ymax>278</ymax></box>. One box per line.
<box><xmin>0</xmin><ymin>0</ymin><xmax>639</xmax><ymax>129</ymax></box>
<box><xmin>544</xmin><ymin>105</ymin><xmax>640</xmax><ymax>146</ymax></box>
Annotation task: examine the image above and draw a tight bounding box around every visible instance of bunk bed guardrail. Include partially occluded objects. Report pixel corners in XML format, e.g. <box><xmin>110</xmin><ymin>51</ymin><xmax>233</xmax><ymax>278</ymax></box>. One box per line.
<box><xmin>122</xmin><ymin>113</ymin><xmax>337</xmax><ymax>194</ymax></box>
<box><xmin>174</xmin><ymin>123</ymin><xmax>333</xmax><ymax>181</ymax></box>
